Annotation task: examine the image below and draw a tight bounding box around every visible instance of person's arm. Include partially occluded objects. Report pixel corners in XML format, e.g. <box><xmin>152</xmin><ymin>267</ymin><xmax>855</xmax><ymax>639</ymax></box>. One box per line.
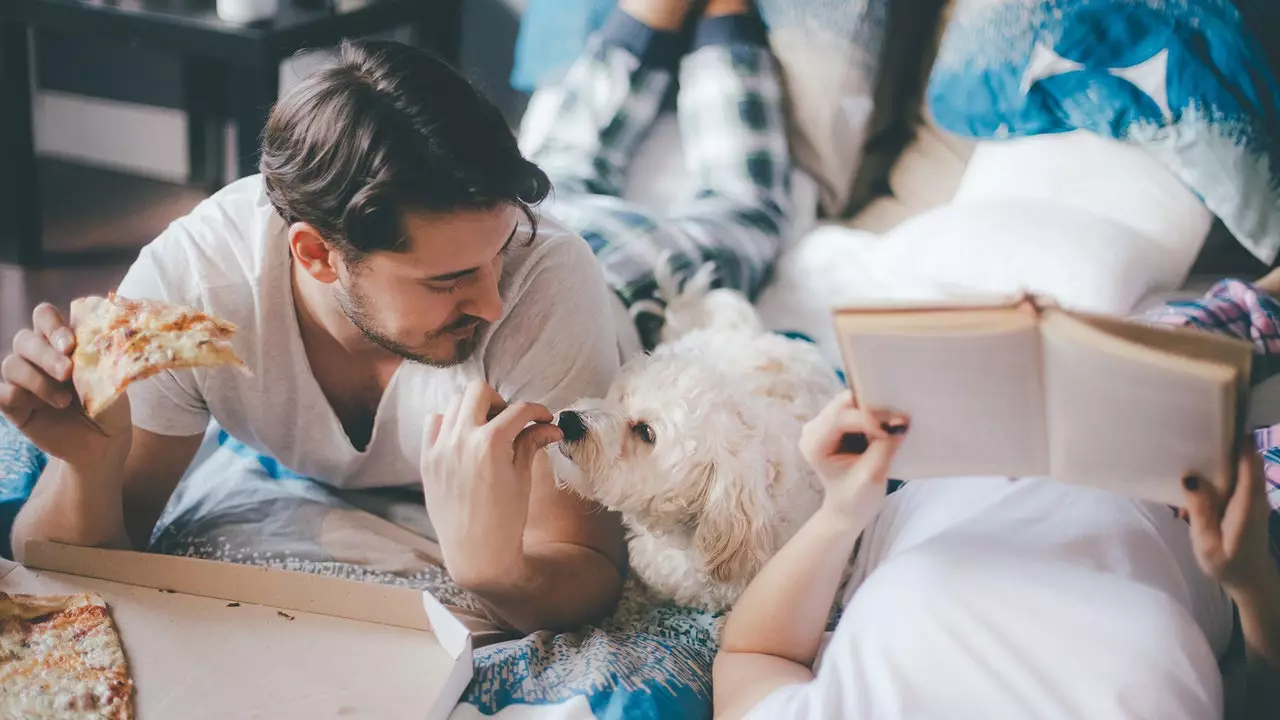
<box><xmin>420</xmin><ymin>381</ymin><xmax>625</xmax><ymax>635</ymax></box>
<box><xmin>714</xmin><ymin>394</ymin><xmax>908</xmax><ymax>720</ymax></box>
<box><xmin>8</xmin><ymin>237</ymin><xmax>213</xmax><ymax>559</ymax></box>
<box><xmin>1234</xmin><ymin>574</ymin><xmax>1280</xmax><ymax>718</ymax></box>
<box><xmin>467</xmin><ymin>450</ymin><xmax>626</xmax><ymax>633</ymax></box>
<box><xmin>1183</xmin><ymin>453</ymin><xmax>1280</xmax><ymax>719</ymax></box>
<box><xmin>12</xmin><ymin>427</ymin><xmax>201</xmax><ymax>557</ymax></box>
<box><xmin>713</xmin><ymin>506</ymin><xmax>866</xmax><ymax>719</ymax></box>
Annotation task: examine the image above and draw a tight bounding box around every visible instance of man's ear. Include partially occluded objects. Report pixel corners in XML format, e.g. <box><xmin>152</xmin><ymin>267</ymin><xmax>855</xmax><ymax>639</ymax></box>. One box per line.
<box><xmin>692</xmin><ymin>461</ymin><xmax>776</xmax><ymax>585</ymax></box>
<box><xmin>288</xmin><ymin>222</ymin><xmax>341</xmax><ymax>284</ymax></box>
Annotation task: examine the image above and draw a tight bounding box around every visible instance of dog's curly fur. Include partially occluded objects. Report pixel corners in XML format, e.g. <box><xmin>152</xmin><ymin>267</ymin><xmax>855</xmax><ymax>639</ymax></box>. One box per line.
<box><xmin>551</xmin><ymin>265</ymin><xmax>841</xmax><ymax>612</ymax></box>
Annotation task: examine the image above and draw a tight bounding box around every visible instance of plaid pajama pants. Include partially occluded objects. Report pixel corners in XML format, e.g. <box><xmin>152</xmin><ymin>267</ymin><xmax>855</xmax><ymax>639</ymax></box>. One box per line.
<box><xmin>520</xmin><ymin>10</ymin><xmax>791</xmax><ymax>342</ymax></box>
<box><xmin>1144</xmin><ymin>279</ymin><xmax>1280</xmax><ymax>568</ymax></box>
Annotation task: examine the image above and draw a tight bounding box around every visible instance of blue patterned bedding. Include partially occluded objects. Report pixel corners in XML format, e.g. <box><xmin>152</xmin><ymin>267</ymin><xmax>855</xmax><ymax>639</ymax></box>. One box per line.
<box><xmin>927</xmin><ymin>0</ymin><xmax>1280</xmax><ymax>263</ymax></box>
<box><xmin>0</xmin><ymin>421</ymin><xmax>722</xmax><ymax>719</ymax></box>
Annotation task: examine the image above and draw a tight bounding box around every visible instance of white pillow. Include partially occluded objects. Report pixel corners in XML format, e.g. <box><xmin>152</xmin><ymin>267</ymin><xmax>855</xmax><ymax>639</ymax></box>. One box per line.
<box><xmin>953</xmin><ymin>131</ymin><xmax>1213</xmax><ymax>259</ymax></box>
<box><xmin>869</xmin><ymin>199</ymin><xmax>1186</xmax><ymax>314</ymax></box>
<box><xmin>868</xmin><ymin>131</ymin><xmax>1214</xmax><ymax>314</ymax></box>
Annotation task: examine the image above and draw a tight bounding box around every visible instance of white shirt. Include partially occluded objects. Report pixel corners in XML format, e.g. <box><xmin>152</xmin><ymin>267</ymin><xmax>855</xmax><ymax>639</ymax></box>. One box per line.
<box><xmin>746</xmin><ymin>477</ymin><xmax>1235</xmax><ymax>720</ymax></box>
<box><xmin>116</xmin><ymin>176</ymin><xmax>625</xmax><ymax>490</ymax></box>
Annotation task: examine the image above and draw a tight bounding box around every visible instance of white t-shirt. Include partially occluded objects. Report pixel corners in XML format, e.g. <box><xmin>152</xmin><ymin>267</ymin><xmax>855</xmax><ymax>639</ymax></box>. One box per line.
<box><xmin>746</xmin><ymin>477</ymin><xmax>1235</xmax><ymax>720</ymax></box>
<box><xmin>116</xmin><ymin>176</ymin><xmax>626</xmax><ymax>490</ymax></box>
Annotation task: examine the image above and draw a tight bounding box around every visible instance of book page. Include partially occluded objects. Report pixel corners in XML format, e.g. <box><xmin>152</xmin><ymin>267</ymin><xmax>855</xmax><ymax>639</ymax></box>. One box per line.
<box><xmin>1042</xmin><ymin>313</ymin><xmax>1237</xmax><ymax>507</ymax></box>
<box><xmin>838</xmin><ymin>316</ymin><xmax>1048</xmax><ymax>480</ymax></box>
<box><xmin>1071</xmin><ymin>311</ymin><xmax>1252</xmax><ymax>388</ymax></box>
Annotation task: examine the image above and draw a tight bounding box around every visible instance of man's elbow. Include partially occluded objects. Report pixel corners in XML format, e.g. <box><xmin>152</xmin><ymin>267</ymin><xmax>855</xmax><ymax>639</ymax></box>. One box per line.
<box><xmin>10</xmin><ymin>503</ymin><xmax>132</xmax><ymax>563</ymax></box>
<box><xmin>537</xmin><ymin>557</ymin><xmax>625</xmax><ymax>634</ymax></box>
<box><xmin>573</xmin><ymin>557</ymin><xmax>626</xmax><ymax>626</ymax></box>
<box><xmin>475</xmin><ymin>548</ymin><xmax>626</xmax><ymax>635</ymax></box>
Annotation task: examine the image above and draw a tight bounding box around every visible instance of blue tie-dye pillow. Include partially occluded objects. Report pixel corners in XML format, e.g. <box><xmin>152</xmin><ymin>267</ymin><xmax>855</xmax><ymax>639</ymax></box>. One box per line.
<box><xmin>927</xmin><ymin>0</ymin><xmax>1280</xmax><ymax>264</ymax></box>
<box><xmin>0</xmin><ymin>417</ymin><xmax>45</xmax><ymax>560</ymax></box>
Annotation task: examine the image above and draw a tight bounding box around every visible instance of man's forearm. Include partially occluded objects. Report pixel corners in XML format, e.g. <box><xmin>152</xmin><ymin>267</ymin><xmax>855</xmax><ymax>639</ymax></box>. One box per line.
<box><xmin>464</xmin><ymin>542</ymin><xmax>624</xmax><ymax>635</ymax></box>
<box><xmin>11</xmin><ymin>453</ymin><xmax>132</xmax><ymax>562</ymax></box>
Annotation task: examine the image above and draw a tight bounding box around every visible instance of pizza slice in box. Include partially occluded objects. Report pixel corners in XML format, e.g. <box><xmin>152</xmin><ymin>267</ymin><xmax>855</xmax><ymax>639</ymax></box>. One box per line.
<box><xmin>0</xmin><ymin>592</ymin><xmax>134</xmax><ymax>719</ymax></box>
<box><xmin>70</xmin><ymin>293</ymin><xmax>247</xmax><ymax>418</ymax></box>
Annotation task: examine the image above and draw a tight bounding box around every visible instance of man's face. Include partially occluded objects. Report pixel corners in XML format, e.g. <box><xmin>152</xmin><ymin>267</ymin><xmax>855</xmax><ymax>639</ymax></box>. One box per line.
<box><xmin>335</xmin><ymin>206</ymin><xmax>521</xmax><ymax>367</ymax></box>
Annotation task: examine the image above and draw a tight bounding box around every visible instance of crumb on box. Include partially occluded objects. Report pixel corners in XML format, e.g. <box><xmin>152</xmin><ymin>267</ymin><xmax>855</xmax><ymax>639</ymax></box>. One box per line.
<box><xmin>226</xmin><ymin>602</ymin><xmax>241</xmax><ymax>608</ymax></box>
<box><xmin>277</xmin><ymin>611</ymin><xmax>295</xmax><ymax>621</ymax></box>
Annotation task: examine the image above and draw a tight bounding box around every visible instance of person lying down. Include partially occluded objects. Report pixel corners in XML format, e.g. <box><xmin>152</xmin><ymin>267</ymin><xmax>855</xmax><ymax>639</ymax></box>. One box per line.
<box><xmin>713</xmin><ymin>276</ymin><xmax>1280</xmax><ymax>720</ymax></box>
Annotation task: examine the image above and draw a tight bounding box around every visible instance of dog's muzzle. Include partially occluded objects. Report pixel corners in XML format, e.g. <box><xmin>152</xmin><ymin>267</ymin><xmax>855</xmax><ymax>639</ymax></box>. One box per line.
<box><xmin>557</xmin><ymin>410</ymin><xmax>588</xmax><ymax>443</ymax></box>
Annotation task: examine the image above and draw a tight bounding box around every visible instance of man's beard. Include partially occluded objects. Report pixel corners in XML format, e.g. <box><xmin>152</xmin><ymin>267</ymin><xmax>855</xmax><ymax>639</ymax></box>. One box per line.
<box><xmin>336</xmin><ymin>283</ymin><xmax>485</xmax><ymax>367</ymax></box>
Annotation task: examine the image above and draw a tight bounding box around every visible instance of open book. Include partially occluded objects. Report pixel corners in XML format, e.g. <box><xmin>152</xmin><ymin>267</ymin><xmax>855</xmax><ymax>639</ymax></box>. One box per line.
<box><xmin>832</xmin><ymin>295</ymin><xmax>1254</xmax><ymax>507</ymax></box>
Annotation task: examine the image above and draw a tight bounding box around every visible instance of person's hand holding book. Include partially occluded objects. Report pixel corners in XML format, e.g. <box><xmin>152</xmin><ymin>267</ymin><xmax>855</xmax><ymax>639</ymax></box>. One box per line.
<box><xmin>799</xmin><ymin>392</ymin><xmax>909</xmax><ymax>529</ymax></box>
<box><xmin>1183</xmin><ymin>452</ymin><xmax>1275</xmax><ymax>594</ymax></box>
<box><xmin>1184</xmin><ymin>450</ymin><xmax>1280</xmax><ymax>716</ymax></box>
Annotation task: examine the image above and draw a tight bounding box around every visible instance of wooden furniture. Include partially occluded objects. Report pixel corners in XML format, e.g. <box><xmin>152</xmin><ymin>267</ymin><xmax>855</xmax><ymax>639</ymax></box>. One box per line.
<box><xmin>0</xmin><ymin>0</ymin><xmax>462</xmax><ymax>267</ymax></box>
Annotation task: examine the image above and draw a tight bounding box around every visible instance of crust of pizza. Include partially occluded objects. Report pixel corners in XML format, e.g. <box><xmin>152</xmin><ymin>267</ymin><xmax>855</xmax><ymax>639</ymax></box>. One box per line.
<box><xmin>0</xmin><ymin>592</ymin><xmax>134</xmax><ymax>719</ymax></box>
<box><xmin>70</xmin><ymin>293</ymin><xmax>247</xmax><ymax>418</ymax></box>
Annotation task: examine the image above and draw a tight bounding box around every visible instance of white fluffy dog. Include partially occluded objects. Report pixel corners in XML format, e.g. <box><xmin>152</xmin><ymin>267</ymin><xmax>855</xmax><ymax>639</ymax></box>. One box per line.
<box><xmin>551</xmin><ymin>267</ymin><xmax>841</xmax><ymax>612</ymax></box>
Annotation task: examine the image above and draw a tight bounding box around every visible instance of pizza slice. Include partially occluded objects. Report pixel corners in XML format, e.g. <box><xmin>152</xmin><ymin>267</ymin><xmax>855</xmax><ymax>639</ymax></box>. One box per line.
<box><xmin>70</xmin><ymin>293</ymin><xmax>247</xmax><ymax>418</ymax></box>
<box><xmin>0</xmin><ymin>592</ymin><xmax>134</xmax><ymax>719</ymax></box>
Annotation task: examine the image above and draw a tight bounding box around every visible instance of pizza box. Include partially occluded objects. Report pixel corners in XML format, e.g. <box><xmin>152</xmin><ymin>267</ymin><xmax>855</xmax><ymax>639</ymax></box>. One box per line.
<box><xmin>0</xmin><ymin>540</ymin><xmax>473</xmax><ymax>719</ymax></box>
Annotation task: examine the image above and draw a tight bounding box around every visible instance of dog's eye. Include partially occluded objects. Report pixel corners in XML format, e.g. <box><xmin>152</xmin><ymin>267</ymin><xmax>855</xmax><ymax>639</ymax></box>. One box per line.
<box><xmin>631</xmin><ymin>423</ymin><xmax>656</xmax><ymax>445</ymax></box>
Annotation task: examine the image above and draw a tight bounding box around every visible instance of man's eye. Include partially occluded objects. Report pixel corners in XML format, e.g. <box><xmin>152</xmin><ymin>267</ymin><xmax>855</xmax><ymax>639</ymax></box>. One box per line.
<box><xmin>631</xmin><ymin>423</ymin><xmax>656</xmax><ymax>444</ymax></box>
<box><xmin>425</xmin><ymin>282</ymin><xmax>462</xmax><ymax>295</ymax></box>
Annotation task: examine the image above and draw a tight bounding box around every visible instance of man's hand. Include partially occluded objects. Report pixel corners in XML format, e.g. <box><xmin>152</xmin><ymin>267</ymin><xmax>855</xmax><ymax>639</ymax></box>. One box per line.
<box><xmin>1182</xmin><ymin>452</ymin><xmax>1275</xmax><ymax>595</ymax></box>
<box><xmin>420</xmin><ymin>379</ymin><xmax>564</xmax><ymax>592</ymax></box>
<box><xmin>0</xmin><ymin>303</ymin><xmax>131</xmax><ymax>467</ymax></box>
<box><xmin>799</xmin><ymin>391</ymin><xmax>909</xmax><ymax>527</ymax></box>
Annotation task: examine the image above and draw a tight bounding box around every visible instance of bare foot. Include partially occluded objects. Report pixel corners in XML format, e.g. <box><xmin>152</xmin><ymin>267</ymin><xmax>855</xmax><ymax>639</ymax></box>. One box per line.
<box><xmin>703</xmin><ymin>0</ymin><xmax>752</xmax><ymax>17</ymax></box>
<box><xmin>619</xmin><ymin>0</ymin><xmax>696</xmax><ymax>31</ymax></box>
<box><xmin>1257</xmin><ymin>266</ymin><xmax>1280</xmax><ymax>297</ymax></box>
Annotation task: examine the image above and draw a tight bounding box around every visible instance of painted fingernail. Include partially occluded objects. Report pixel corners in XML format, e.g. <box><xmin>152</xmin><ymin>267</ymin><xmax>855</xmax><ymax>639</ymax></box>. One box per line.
<box><xmin>1182</xmin><ymin>475</ymin><xmax>1199</xmax><ymax>491</ymax></box>
<box><xmin>54</xmin><ymin>330</ymin><xmax>73</xmax><ymax>353</ymax></box>
<box><xmin>884</xmin><ymin>421</ymin><xmax>909</xmax><ymax>436</ymax></box>
<box><xmin>837</xmin><ymin>433</ymin><xmax>869</xmax><ymax>455</ymax></box>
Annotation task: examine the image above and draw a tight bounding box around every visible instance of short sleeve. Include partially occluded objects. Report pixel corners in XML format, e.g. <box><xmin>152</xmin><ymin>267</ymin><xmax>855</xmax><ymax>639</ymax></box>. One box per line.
<box><xmin>114</xmin><ymin>230</ymin><xmax>212</xmax><ymax>437</ymax></box>
<box><xmin>741</xmin><ymin>684</ymin><xmax>819</xmax><ymax>720</ymax></box>
<box><xmin>484</xmin><ymin>228</ymin><xmax>622</xmax><ymax>413</ymax></box>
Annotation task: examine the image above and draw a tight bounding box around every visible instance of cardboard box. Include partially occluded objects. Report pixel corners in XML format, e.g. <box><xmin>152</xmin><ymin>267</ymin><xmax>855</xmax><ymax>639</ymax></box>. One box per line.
<box><xmin>0</xmin><ymin>540</ymin><xmax>473</xmax><ymax>719</ymax></box>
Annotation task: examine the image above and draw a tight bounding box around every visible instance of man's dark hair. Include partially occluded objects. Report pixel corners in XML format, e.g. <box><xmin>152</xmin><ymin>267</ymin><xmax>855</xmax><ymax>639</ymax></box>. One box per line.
<box><xmin>260</xmin><ymin>39</ymin><xmax>550</xmax><ymax>260</ymax></box>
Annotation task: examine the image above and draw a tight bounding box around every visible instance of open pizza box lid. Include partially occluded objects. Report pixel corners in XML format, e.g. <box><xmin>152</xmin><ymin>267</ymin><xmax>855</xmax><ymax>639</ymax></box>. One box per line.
<box><xmin>0</xmin><ymin>540</ymin><xmax>473</xmax><ymax>719</ymax></box>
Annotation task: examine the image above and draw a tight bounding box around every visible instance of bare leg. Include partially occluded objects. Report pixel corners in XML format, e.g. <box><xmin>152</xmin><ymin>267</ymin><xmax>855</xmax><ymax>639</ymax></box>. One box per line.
<box><xmin>618</xmin><ymin>0</ymin><xmax>695</xmax><ymax>31</ymax></box>
<box><xmin>1256</xmin><ymin>266</ymin><xmax>1280</xmax><ymax>298</ymax></box>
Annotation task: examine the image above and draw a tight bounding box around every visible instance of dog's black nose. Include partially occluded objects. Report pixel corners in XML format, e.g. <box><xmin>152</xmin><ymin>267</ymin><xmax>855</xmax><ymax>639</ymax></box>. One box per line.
<box><xmin>558</xmin><ymin>411</ymin><xmax>587</xmax><ymax>443</ymax></box>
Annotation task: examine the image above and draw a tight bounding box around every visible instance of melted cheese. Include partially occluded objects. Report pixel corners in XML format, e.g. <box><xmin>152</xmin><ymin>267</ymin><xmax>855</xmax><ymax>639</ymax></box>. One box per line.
<box><xmin>0</xmin><ymin>594</ymin><xmax>133</xmax><ymax>719</ymax></box>
<box><xmin>70</xmin><ymin>293</ymin><xmax>246</xmax><ymax>417</ymax></box>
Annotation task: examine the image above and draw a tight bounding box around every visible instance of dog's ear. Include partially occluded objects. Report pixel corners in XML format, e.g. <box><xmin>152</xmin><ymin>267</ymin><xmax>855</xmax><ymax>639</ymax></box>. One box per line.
<box><xmin>692</xmin><ymin>461</ymin><xmax>776</xmax><ymax>585</ymax></box>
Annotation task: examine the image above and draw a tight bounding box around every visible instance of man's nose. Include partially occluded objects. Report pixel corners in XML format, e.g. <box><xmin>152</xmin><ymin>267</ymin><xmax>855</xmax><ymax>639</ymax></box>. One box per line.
<box><xmin>460</xmin><ymin>265</ymin><xmax>504</xmax><ymax>323</ymax></box>
<box><xmin>557</xmin><ymin>411</ymin><xmax>587</xmax><ymax>443</ymax></box>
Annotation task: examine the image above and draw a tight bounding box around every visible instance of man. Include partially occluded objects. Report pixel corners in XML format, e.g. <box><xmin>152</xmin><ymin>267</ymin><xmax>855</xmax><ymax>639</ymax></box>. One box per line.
<box><xmin>1</xmin><ymin>0</ymin><xmax>790</xmax><ymax>635</ymax></box>
<box><xmin>1</xmin><ymin>39</ymin><xmax>627</xmax><ymax>637</ymax></box>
